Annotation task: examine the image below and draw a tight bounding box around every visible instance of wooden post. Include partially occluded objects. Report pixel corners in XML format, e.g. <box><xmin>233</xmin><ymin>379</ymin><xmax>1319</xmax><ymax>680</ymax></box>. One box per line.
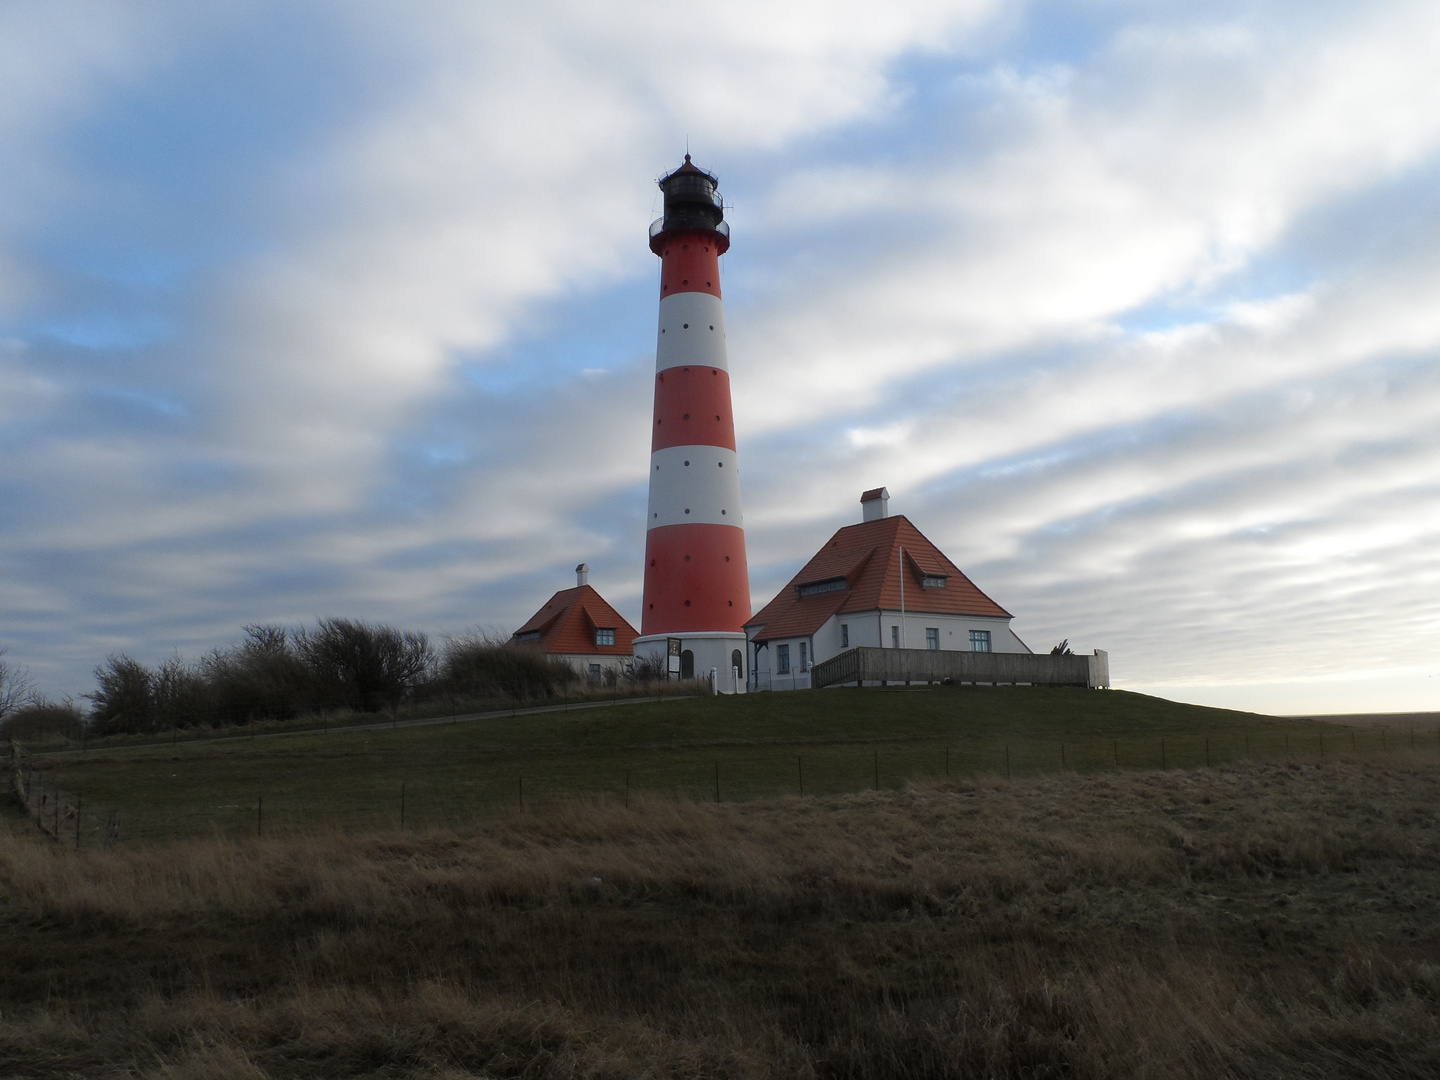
<box><xmin>873</xmin><ymin>750</ymin><xmax>879</xmax><ymax>791</ymax></box>
<box><xmin>1060</xmin><ymin>744</ymin><xmax>1066</xmax><ymax>771</ymax></box>
<box><xmin>518</xmin><ymin>776</ymin><xmax>523</xmax><ymax>810</ymax></box>
<box><xmin>1113</xmin><ymin>740</ymin><xmax>1118</xmax><ymax>768</ymax></box>
<box><xmin>625</xmin><ymin>769</ymin><xmax>630</xmax><ymax>809</ymax></box>
<box><xmin>798</xmin><ymin>755</ymin><xmax>804</xmax><ymax>796</ymax></box>
<box><xmin>1004</xmin><ymin>745</ymin><xmax>1010</xmax><ymax>781</ymax></box>
<box><xmin>1205</xmin><ymin>736</ymin><xmax>1210</xmax><ymax>768</ymax></box>
<box><xmin>75</xmin><ymin>794</ymin><xmax>82</xmax><ymax>850</ymax></box>
<box><xmin>944</xmin><ymin>746</ymin><xmax>950</xmax><ymax>779</ymax></box>
<box><xmin>1161</xmin><ymin>738</ymin><xmax>1166</xmax><ymax>771</ymax></box>
<box><xmin>714</xmin><ymin>762</ymin><xmax>720</xmax><ymax>804</ymax></box>
<box><xmin>400</xmin><ymin>781</ymin><xmax>406</xmax><ymax>829</ymax></box>
<box><xmin>257</xmin><ymin>795</ymin><xmax>263</xmax><ymax>838</ymax></box>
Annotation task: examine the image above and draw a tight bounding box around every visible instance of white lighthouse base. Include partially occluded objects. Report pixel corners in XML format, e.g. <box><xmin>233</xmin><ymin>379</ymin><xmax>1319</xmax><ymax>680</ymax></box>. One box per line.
<box><xmin>634</xmin><ymin>631</ymin><xmax>749</xmax><ymax>694</ymax></box>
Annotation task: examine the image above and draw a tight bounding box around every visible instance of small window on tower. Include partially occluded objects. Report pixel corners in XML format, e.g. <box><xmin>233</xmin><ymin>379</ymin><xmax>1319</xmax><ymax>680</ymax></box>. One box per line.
<box><xmin>596</xmin><ymin>628</ymin><xmax>616</xmax><ymax>647</ymax></box>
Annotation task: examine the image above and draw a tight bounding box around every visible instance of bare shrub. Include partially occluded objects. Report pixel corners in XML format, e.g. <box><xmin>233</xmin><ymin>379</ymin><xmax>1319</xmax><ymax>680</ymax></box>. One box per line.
<box><xmin>200</xmin><ymin>625</ymin><xmax>318</xmax><ymax>724</ymax></box>
<box><xmin>0</xmin><ymin>694</ymin><xmax>83</xmax><ymax>743</ymax></box>
<box><xmin>294</xmin><ymin>618</ymin><xmax>434</xmax><ymax>713</ymax></box>
<box><xmin>87</xmin><ymin>654</ymin><xmax>156</xmax><ymax>734</ymax></box>
<box><xmin>439</xmin><ymin>631</ymin><xmax>576</xmax><ymax>703</ymax></box>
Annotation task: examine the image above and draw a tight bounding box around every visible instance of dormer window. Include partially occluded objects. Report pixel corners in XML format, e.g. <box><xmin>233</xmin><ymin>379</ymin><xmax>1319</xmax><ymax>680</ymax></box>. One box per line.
<box><xmin>797</xmin><ymin>577</ymin><xmax>847</xmax><ymax>597</ymax></box>
<box><xmin>515</xmin><ymin>631</ymin><xmax>540</xmax><ymax>642</ymax></box>
<box><xmin>921</xmin><ymin>574</ymin><xmax>947</xmax><ymax>589</ymax></box>
<box><xmin>595</xmin><ymin>628</ymin><xmax>616</xmax><ymax>647</ymax></box>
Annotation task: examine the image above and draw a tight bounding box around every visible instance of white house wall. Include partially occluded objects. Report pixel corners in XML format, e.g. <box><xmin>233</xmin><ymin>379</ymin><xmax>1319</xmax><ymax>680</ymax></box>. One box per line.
<box><xmin>749</xmin><ymin>612</ymin><xmax>1029</xmax><ymax>692</ymax></box>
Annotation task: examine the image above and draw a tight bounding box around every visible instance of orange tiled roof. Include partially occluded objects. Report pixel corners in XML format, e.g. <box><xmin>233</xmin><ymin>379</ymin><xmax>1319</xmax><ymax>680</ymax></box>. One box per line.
<box><xmin>744</xmin><ymin>515</ymin><xmax>1011</xmax><ymax>643</ymax></box>
<box><xmin>512</xmin><ymin>585</ymin><xmax>639</xmax><ymax>656</ymax></box>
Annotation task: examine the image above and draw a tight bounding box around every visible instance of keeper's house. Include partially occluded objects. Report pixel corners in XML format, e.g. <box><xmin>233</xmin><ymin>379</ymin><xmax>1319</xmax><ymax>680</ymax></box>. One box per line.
<box><xmin>512</xmin><ymin>564</ymin><xmax>639</xmax><ymax>680</ymax></box>
<box><xmin>745</xmin><ymin>488</ymin><xmax>1033</xmax><ymax>691</ymax></box>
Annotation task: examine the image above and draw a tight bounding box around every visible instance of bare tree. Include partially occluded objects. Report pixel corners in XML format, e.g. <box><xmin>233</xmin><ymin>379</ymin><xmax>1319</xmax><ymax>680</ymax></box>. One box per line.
<box><xmin>0</xmin><ymin>648</ymin><xmax>36</xmax><ymax>729</ymax></box>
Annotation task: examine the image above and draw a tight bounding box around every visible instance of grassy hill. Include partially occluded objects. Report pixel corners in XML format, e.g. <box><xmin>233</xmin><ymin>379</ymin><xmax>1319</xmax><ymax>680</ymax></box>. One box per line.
<box><xmin>15</xmin><ymin>686</ymin><xmax>1410</xmax><ymax>845</ymax></box>
<box><xmin>6</xmin><ymin>688</ymin><xmax>1440</xmax><ymax>1077</ymax></box>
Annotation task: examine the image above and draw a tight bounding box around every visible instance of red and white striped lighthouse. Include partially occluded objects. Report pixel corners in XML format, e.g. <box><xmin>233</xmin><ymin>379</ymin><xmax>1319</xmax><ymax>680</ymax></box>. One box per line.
<box><xmin>633</xmin><ymin>155</ymin><xmax>751</xmax><ymax>690</ymax></box>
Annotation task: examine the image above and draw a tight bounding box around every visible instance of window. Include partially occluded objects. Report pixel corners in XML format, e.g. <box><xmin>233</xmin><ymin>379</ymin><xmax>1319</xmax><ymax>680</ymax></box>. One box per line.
<box><xmin>799</xmin><ymin>642</ymin><xmax>808</xmax><ymax>671</ymax></box>
<box><xmin>840</xmin><ymin>624</ymin><xmax>849</xmax><ymax>648</ymax></box>
<box><xmin>797</xmin><ymin>577</ymin><xmax>847</xmax><ymax>597</ymax></box>
<box><xmin>777</xmin><ymin>644</ymin><xmax>791</xmax><ymax>673</ymax></box>
<box><xmin>891</xmin><ymin>625</ymin><xmax>900</xmax><ymax>649</ymax></box>
<box><xmin>588</xmin><ymin>664</ymin><xmax>602</xmax><ymax>680</ymax></box>
<box><xmin>921</xmin><ymin>574</ymin><xmax>947</xmax><ymax>589</ymax></box>
<box><xmin>515</xmin><ymin>630</ymin><xmax>540</xmax><ymax>642</ymax></box>
<box><xmin>926</xmin><ymin>628</ymin><xmax>939</xmax><ymax>650</ymax></box>
<box><xmin>731</xmin><ymin>649</ymin><xmax>743</xmax><ymax>676</ymax></box>
<box><xmin>595</xmin><ymin>628</ymin><xmax>616</xmax><ymax>647</ymax></box>
<box><xmin>970</xmin><ymin>630</ymin><xmax>992</xmax><ymax>652</ymax></box>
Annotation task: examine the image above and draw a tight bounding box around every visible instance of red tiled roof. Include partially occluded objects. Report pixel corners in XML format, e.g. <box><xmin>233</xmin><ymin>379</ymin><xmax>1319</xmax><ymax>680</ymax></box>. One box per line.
<box><xmin>512</xmin><ymin>585</ymin><xmax>639</xmax><ymax>656</ymax></box>
<box><xmin>744</xmin><ymin>515</ymin><xmax>1012</xmax><ymax>643</ymax></box>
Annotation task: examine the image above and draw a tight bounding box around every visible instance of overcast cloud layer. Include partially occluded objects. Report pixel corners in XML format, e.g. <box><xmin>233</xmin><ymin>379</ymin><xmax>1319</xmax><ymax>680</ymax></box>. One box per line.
<box><xmin>2</xmin><ymin>0</ymin><xmax>1438</xmax><ymax>715</ymax></box>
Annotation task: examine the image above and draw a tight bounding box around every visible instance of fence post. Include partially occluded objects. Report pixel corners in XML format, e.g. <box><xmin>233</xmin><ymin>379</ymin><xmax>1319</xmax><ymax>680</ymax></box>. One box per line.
<box><xmin>873</xmin><ymin>751</ymin><xmax>879</xmax><ymax>791</ymax></box>
<box><xmin>798</xmin><ymin>755</ymin><xmax>804</xmax><ymax>796</ymax></box>
<box><xmin>1113</xmin><ymin>740</ymin><xmax>1119</xmax><ymax>768</ymax></box>
<box><xmin>625</xmin><ymin>769</ymin><xmax>631</xmax><ymax>809</ymax></box>
<box><xmin>714</xmin><ymin>762</ymin><xmax>720</xmax><ymax>804</ymax></box>
<box><xmin>1161</xmin><ymin>738</ymin><xmax>1166</xmax><ymax>771</ymax></box>
<box><xmin>400</xmin><ymin>781</ymin><xmax>406</xmax><ymax>829</ymax></box>
<box><xmin>75</xmin><ymin>794</ymin><xmax>82</xmax><ymax>850</ymax></box>
<box><xmin>518</xmin><ymin>776</ymin><xmax>523</xmax><ymax>810</ymax></box>
<box><xmin>1005</xmin><ymin>745</ymin><xmax>1011</xmax><ymax>781</ymax></box>
<box><xmin>257</xmin><ymin>795</ymin><xmax>263</xmax><ymax>838</ymax></box>
<box><xmin>944</xmin><ymin>746</ymin><xmax>950</xmax><ymax>779</ymax></box>
<box><xmin>1060</xmin><ymin>743</ymin><xmax>1066</xmax><ymax>771</ymax></box>
<box><xmin>1205</xmin><ymin>736</ymin><xmax>1210</xmax><ymax>768</ymax></box>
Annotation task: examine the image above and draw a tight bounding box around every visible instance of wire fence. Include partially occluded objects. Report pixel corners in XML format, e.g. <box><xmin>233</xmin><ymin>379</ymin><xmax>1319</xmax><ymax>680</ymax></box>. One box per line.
<box><xmin>9</xmin><ymin>723</ymin><xmax>1440</xmax><ymax>846</ymax></box>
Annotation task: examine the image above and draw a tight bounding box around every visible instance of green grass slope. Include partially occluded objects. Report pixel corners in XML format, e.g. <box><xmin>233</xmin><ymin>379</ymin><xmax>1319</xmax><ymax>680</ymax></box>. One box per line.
<box><xmin>14</xmin><ymin>686</ymin><xmax>1422</xmax><ymax>844</ymax></box>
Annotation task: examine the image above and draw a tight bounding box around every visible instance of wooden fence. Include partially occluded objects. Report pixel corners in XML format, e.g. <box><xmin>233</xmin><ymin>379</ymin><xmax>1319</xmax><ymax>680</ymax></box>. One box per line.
<box><xmin>810</xmin><ymin>647</ymin><xmax>1108</xmax><ymax>689</ymax></box>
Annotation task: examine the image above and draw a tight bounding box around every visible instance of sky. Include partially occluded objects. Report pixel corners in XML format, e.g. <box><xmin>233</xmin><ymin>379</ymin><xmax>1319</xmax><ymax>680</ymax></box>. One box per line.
<box><xmin>2</xmin><ymin>0</ymin><xmax>1439</xmax><ymax>716</ymax></box>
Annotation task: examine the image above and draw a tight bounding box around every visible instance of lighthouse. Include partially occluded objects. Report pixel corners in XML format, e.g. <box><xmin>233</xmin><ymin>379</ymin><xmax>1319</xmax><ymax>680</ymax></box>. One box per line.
<box><xmin>632</xmin><ymin>155</ymin><xmax>751</xmax><ymax>691</ymax></box>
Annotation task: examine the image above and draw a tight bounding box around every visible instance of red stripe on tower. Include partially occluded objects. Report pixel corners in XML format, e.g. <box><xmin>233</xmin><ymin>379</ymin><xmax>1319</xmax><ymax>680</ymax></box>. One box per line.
<box><xmin>635</xmin><ymin>155</ymin><xmax>752</xmax><ymax>688</ymax></box>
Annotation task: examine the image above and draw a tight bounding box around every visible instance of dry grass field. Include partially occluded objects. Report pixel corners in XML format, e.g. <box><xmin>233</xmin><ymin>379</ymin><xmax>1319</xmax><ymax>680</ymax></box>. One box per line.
<box><xmin>5</xmin><ymin>752</ymin><xmax>1440</xmax><ymax>1078</ymax></box>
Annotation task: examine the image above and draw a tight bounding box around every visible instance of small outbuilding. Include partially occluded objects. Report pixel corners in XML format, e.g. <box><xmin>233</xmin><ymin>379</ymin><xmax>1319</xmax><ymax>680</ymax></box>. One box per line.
<box><xmin>745</xmin><ymin>489</ymin><xmax>1033</xmax><ymax>690</ymax></box>
<box><xmin>512</xmin><ymin>565</ymin><xmax>639</xmax><ymax>680</ymax></box>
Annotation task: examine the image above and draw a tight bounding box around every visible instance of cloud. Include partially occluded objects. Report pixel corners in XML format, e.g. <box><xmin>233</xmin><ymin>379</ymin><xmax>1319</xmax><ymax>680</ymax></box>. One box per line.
<box><xmin>2</xmin><ymin>0</ymin><xmax>1438</xmax><ymax>714</ymax></box>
